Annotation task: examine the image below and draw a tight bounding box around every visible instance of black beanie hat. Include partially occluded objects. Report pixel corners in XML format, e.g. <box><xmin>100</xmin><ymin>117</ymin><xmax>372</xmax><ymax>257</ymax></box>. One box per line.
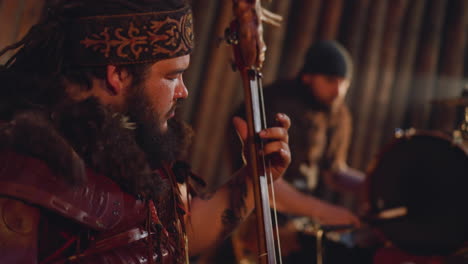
<box><xmin>301</xmin><ymin>40</ymin><xmax>352</xmax><ymax>78</ymax></box>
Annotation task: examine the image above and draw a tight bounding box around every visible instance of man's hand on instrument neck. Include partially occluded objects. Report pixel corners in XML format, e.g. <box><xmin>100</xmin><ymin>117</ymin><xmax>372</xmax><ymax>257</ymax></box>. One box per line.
<box><xmin>232</xmin><ymin>112</ymin><xmax>291</xmax><ymax>181</ymax></box>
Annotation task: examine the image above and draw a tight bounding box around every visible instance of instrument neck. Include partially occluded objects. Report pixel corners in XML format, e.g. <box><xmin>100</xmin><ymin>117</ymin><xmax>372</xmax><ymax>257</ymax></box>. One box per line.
<box><xmin>241</xmin><ymin>68</ymin><xmax>278</xmax><ymax>264</ymax></box>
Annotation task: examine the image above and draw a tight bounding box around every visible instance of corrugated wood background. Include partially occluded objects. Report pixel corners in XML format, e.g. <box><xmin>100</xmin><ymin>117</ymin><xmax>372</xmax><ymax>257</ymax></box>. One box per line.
<box><xmin>1</xmin><ymin>0</ymin><xmax>466</xmax><ymax>189</ymax></box>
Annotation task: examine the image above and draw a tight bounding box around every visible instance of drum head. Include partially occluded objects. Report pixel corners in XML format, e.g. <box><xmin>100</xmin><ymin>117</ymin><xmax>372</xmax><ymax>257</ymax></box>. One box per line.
<box><xmin>367</xmin><ymin>132</ymin><xmax>468</xmax><ymax>256</ymax></box>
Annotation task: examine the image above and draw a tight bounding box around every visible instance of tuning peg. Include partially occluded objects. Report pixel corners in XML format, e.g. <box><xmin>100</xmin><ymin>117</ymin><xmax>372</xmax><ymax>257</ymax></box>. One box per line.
<box><xmin>224</xmin><ymin>27</ymin><xmax>239</xmax><ymax>45</ymax></box>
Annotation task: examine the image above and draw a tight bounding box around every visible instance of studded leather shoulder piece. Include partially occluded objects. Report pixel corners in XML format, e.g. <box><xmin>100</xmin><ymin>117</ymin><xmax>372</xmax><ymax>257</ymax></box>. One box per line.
<box><xmin>0</xmin><ymin>197</ymin><xmax>40</xmax><ymax>264</ymax></box>
<box><xmin>0</xmin><ymin>151</ymin><xmax>146</xmax><ymax>231</ymax></box>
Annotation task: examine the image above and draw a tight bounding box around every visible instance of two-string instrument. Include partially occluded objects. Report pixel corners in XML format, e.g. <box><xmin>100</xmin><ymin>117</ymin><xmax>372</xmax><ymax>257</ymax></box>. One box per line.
<box><xmin>225</xmin><ymin>1</ymin><xmax>282</xmax><ymax>263</ymax></box>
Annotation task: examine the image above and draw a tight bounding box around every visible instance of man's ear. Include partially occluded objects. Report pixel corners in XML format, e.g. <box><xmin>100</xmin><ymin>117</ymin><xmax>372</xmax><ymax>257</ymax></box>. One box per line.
<box><xmin>106</xmin><ymin>65</ymin><xmax>130</xmax><ymax>95</ymax></box>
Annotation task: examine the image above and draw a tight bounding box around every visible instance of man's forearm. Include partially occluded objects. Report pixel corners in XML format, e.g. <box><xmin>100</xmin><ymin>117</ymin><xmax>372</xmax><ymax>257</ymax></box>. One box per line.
<box><xmin>273</xmin><ymin>178</ymin><xmax>322</xmax><ymax>219</ymax></box>
<box><xmin>186</xmin><ymin>167</ymin><xmax>255</xmax><ymax>256</ymax></box>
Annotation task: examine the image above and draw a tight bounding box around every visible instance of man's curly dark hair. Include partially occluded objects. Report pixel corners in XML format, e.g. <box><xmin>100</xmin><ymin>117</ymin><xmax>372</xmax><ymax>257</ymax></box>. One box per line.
<box><xmin>0</xmin><ymin>0</ymin><xmax>187</xmax><ymax>119</ymax></box>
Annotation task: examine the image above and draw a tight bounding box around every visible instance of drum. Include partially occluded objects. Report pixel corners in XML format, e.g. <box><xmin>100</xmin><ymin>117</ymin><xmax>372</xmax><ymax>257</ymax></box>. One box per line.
<box><xmin>366</xmin><ymin>130</ymin><xmax>468</xmax><ymax>256</ymax></box>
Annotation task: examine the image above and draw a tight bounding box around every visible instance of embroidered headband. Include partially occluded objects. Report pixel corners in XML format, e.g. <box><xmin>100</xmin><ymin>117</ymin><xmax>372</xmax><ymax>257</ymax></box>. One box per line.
<box><xmin>70</xmin><ymin>6</ymin><xmax>194</xmax><ymax>66</ymax></box>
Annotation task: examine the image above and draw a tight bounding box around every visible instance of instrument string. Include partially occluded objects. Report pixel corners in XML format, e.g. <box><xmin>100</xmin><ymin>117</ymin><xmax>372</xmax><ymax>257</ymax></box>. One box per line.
<box><xmin>258</xmin><ymin>72</ymin><xmax>283</xmax><ymax>264</ymax></box>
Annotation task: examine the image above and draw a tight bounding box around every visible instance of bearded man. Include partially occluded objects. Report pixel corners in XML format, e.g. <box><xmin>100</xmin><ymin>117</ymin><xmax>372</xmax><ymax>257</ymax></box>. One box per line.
<box><xmin>0</xmin><ymin>0</ymin><xmax>291</xmax><ymax>263</ymax></box>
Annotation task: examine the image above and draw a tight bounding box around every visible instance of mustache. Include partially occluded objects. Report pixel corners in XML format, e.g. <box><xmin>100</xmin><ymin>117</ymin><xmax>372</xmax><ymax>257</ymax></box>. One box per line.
<box><xmin>167</xmin><ymin>99</ymin><xmax>185</xmax><ymax>117</ymax></box>
<box><xmin>174</xmin><ymin>98</ymin><xmax>185</xmax><ymax>110</ymax></box>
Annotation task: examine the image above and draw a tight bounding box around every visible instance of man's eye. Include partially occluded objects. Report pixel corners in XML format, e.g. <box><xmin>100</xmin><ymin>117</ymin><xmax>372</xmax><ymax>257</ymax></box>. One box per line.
<box><xmin>326</xmin><ymin>76</ymin><xmax>339</xmax><ymax>84</ymax></box>
<box><xmin>167</xmin><ymin>74</ymin><xmax>181</xmax><ymax>81</ymax></box>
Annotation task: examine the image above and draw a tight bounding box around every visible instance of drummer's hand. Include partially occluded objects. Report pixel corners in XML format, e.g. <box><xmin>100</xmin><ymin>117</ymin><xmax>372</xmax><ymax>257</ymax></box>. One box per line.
<box><xmin>233</xmin><ymin>113</ymin><xmax>291</xmax><ymax>181</ymax></box>
<box><xmin>313</xmin><ymin>200</ymin><xmax>361</xmax><ymax>228</ymax></box>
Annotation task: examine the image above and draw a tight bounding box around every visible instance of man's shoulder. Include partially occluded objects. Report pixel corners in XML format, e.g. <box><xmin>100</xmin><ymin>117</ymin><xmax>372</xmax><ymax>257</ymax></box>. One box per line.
<box><xmin>264</xmin><ymin>79</ymin><xmax>298</xmax><ymax>98</ymax></box>
<box><xmin>264</xmin><ymin>80</ymin><xmax>304</xmax><ymax>107</ymax></box>
<box><xmin>232</xmin><ymin>79</ymin><xmax>306</xmax><ymax>126</ymax></box>
<box><xmin>0</xmin><ymin>150</ymin><xmax>144</xmax><ymax>231</ymax></box>
<box><xmin>332</xmin><ymin>102</ymin><xmax>352</xmax><ymax>120</ymax></box>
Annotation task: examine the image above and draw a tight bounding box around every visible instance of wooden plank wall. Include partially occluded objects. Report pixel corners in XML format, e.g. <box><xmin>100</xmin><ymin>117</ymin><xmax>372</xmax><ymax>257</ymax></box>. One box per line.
<box><xmin>384</xmin><ymin>0</ymin><xmax>427</xmax><ymax>145</ymax></box>
<box><xmin>347</xmin><ymin>0</ymin><xmax>388</xmax><ymax>169</ymax></box>
<box><xmin>431</xmin><ymin>0</ymin><xmax>468</xmax><ymax>132</ymax></box>
<box><xmin>278</xmin><ymin>0</ymin><xmax>322</xmax><ymax>80</ymax></box>
<box><xmin>340</xmin><ymin>0</ymin><xmax>371</xmax><ymax>109</ymax></box>
<box><xmin>0</xmin><ymin>0</ymin><xmax>44</xmax><ymax>64</ymax></box>
<box><xmin>408</xmin><ymin>0</ymin><xmax>447</xmax><ymax>131</ymax></box>
<box><xmin>366</xmin><ymin>0</ymin><xmax>409</xmax><ymax>167</ymax></box>
<box><xmin>1</xmin><ymin>0</ymin><xmax>466</xmax><ymax>188</ymax></box>
<box><xmin>261</xmin><ymin>0</ymin><xmax>292</xmax><ymax>85</ymax></box>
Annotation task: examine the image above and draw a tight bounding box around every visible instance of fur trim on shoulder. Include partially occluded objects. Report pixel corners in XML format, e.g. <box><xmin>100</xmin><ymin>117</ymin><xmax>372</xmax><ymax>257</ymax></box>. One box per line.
<box><xmin>54</xmin><ymin>98</ymin><xmax>169</xmax><ymax>199</ymax></box>
<box><xmin>0</xmin><ymin>109</ymin><xmax>86</xmax><ymax>184</ymax></box>
<box><xmin>0</xmin><ymin>98</ymin><xmax>169</xmax><ymax>200</ymax></box>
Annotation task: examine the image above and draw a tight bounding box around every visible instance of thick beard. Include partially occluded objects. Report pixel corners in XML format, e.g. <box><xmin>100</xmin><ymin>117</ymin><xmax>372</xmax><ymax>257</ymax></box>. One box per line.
<box><xmin>126</xmin><ymin>83</ymin><xmax>192</xmax><ymax>169</ymax></box>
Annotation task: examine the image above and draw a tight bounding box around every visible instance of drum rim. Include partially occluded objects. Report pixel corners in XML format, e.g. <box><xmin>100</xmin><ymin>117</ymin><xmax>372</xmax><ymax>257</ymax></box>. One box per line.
<box><xmin>366</xmin><ymin>129</ymin><xmax>467</xmax><ymax>179</ymax></box>
<box><xmin>363</xmin><ymin>129</ymin><xmax>468</xmax><ymax>255</ymax></box>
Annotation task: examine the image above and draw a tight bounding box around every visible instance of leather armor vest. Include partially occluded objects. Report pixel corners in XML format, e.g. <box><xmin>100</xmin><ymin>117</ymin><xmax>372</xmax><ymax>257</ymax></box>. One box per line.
<box><xmin>0</xmin><ymin>151</ymin><xmax>173</xmax><ymax>263</ymax></box>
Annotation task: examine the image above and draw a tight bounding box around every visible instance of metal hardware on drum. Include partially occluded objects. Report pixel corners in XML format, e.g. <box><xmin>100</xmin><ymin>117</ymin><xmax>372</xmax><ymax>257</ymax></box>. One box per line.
<box><xmin>457</xmin><ymin>106</ymin><xmax>468</xmax><ymax>141</ymax></box>
<box><xmin>316</xmin><ymin>229</ymin><xmax>324</xmax><ymax>264</ymax></box>
<box><xmin>288</xmin><ymin>217</ymin><xmax>356</xmax><ymax>264</ymax></box>
<box><xmin>394</xmin><ymin>127</ymin><xmax>416</xmax><ymax>138</ymax></box>
<box><xmin>375</xmin><ymin>207</ymin><xmax>408</xmax><ymax>220</ymax></box>
<box><xmin>394</xmin><ymin>127</ymin><xmax>467</xmax><ymax>150</ymax></box>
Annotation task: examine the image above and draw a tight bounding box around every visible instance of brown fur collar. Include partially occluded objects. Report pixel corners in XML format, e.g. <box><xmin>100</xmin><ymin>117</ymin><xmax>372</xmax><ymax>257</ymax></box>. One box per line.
<box><xmin>0</xmin><ymin>97</ymin><xmax>169</xmax><ymax>200</ymax></box>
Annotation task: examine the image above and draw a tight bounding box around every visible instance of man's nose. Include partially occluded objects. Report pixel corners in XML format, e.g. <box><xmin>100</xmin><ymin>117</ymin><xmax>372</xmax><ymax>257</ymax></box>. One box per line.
<box><xmin>175</xmin><ymin>82</ymin><xmax>189</xmax><ymax>99</ymax></box>
<box><xmin>331</xmin><ymin>82</ymin><xmax>340</xmax><ymax>97</ymax></box>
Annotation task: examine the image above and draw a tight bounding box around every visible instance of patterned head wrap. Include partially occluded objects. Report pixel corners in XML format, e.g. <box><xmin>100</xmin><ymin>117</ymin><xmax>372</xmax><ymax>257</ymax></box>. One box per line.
<box><xmin>70</xmin><ymin>5</ymin><xmax>193</xmax><ymax>66</ymax></box>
